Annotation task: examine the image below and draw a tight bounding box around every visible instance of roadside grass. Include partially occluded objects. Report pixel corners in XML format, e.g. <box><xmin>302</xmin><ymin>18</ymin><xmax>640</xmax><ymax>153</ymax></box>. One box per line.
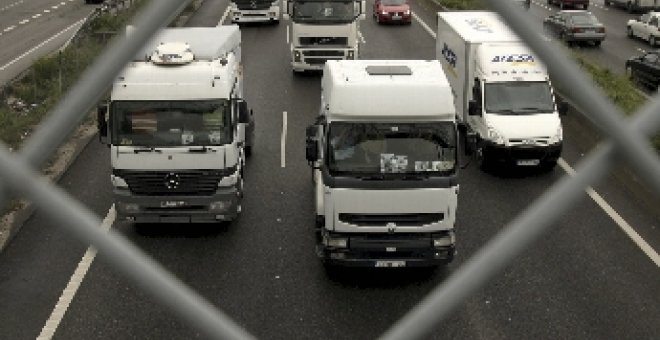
<box><xmin>434</xmin><ymin>0</ymin><xmax>659</xmax><ymax>150</ymax></box>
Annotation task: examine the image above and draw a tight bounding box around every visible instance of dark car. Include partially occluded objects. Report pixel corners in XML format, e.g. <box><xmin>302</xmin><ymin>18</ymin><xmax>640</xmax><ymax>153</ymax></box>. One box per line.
<box><xmin>626</xmin><ymin>51</ymin><xmax>660</xmax><ymax>91</ymax></box>
<box><xmin>543</xmin><ymin>10</ymin><xmax>605</xmax><ymax>46</ymax></box>
<box><xmin>548</xmin><ymin>0</ymin><xmax>589</xmax><ymax>9</ymax></box>
<box><xmin>373</xmin><ymin>0</ymin><xmax>412</xmax><ymax>25</ymax></box>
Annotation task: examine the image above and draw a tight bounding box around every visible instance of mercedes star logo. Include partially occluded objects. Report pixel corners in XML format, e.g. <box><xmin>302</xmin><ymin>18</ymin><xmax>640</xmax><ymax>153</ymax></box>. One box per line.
<box><xmin>164</xmin><ymin>172</ymin><xmax>180</xmax><ymax>190</ymax></box>
<box><xmin>250</xmin><ymin>0</ymin><xmax>257</xmax><ymax>9</ymax></box>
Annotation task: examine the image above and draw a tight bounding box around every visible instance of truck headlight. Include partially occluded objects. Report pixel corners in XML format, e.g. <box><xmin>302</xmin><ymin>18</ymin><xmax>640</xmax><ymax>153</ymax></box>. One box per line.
<box><xmin>549</xmin><ymin>125</ymin><xmax>563</xmax><ymax>144</ymax></box>
<box><xmin>433</xmin><ymin>231</ymin><xmax>455</xmax><ymax>247</ymax></box>
<box><xmin>218</xmin><ymin>171</ymin><xmax>238</xmax><ymax>187</ymax></box>
<box><xmin>404</xmin><ymin>10</ymin><xmax>411</xmax><ymax>15</ymax></box>
<box><xmin>347</xmin><ymin>50</ymin><xmax>355</xmax><ymax>59</ymax></box>
<box><xmin>293</xmin><ymin>50</ymin><xmax>301</xmax><ymax>62</ymax></box>
<box><xmin>381</xmin><ymin>10</ymin><xmax>388</xmax><ymax>15</ymax></box>
<box><xmin>323</xmin><ymin>235</ymin><xmax>348</xmax><ymax>248</ymax></box>
<box><xmin>487</xmin><ymin>127</ymin><xmax>506</xmax><ymax>145</ymax></box>
<box><xmin>111</xmin><ymin>175</ymin><xmax>128</xmax><ymax>189</ymax></box>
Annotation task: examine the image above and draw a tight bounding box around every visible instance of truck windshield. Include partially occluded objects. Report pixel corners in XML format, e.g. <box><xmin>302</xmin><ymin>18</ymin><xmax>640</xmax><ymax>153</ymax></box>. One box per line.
<box><xmin>484</xmin><ymin>81</ymin><xmax>555</xmax><ymax>114</ymax></box>
<box><xmin>110</xmin><ymin>100</ymin><xmax>232</xmax><ymax>147</ymax></box>
<box><xmin>292</xmin><ymin>0</ymin><xmax>356</xmax><ymax>24</ymax></box>
<box><xmin>327</xmin><ymin>122</ymin><xmax>456</xmax><ymax>176</ymax></box>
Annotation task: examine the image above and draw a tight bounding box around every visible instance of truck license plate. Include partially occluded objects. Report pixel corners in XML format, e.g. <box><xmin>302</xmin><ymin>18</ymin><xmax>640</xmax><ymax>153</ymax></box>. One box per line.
<box><xmin>375</xmin><ymin>260</ymin><xmax>406</xmax><ymax>268</ymax></box>
<box><xmin>160</xmin><ymin>200</ymin><xmax>186</xmax><ymax>208</ymax></box>
<box><xmin>517</xmin><ymin>159</ymin><xmax>540</xmax><ymax>166</ymax></box>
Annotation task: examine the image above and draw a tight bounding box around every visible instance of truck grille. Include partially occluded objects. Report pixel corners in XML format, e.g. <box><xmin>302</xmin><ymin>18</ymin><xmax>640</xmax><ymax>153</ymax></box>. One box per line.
<box><xmin>302</xmin><ymin>50</ymin><xmax>345</xmax><ymax>57</ymax></box>
<box><xmin>234</xmin><ymin>0</ymin><xmax>271</xmax><ymax>10</ymax></box>
<box><xmin>299</xmin><ymin>37</ymin><xmax>348</xmax><ymax>46</ymax></box>
<box><xmin>339</xmin><ymin>213</ymin><xmax>444</xmax><ymax>227</ymax></box>
<box><xmin>114</xmin><ymin>169</ymin><xmax>228</xmax><ymax>196</ymax></box>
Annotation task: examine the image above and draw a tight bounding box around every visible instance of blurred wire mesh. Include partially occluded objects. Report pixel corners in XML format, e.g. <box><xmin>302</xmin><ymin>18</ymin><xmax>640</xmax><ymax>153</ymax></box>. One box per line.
<box><xmin>0</xmin><ymin>0</ymin><xmax>657</xmax><ymax>339</ymax></box>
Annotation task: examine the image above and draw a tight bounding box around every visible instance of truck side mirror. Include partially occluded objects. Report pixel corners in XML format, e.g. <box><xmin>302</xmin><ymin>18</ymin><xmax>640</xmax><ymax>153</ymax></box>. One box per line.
<box><xmin>465</xmin><ymin>131</ymin><xmax>476</xmax><ymax>156</ymax></box>
<box><xmin>238</xmin><ymin>100</ymin><xmax>250</xmax><ymax>124</ymax></box>
<box><xmin>468</xmin><ymin>100</ymin><xmax>481</xmax><ymax>116</ymax></box>
<box><xmin>306</xmin><ymin>125</ymin><xmax>319</xmax><ymax>163</ymax></box>
<box><xmin>97</xmin><ymin>103</ymin><xmax>108</xmax><ymax>144</ymax></box>
<box><xmin>557</xmin><ymin>101</ymin><xmax>569</xmax><ymax>115</ymax></box>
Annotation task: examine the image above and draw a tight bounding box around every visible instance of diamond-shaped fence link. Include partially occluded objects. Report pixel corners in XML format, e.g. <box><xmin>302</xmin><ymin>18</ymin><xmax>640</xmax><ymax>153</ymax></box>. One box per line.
<box><xmin>0</xmin><ymin>0</ymin><xmax>658</xmax><ymax>339</ymax></box>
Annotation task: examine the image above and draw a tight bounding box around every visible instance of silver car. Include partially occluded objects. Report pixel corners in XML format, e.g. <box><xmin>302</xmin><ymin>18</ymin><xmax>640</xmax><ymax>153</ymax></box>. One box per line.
<box><xmin>543</xmin><ymin>10</ymin><xmax>606</xmax><ymax>46</ymax></box>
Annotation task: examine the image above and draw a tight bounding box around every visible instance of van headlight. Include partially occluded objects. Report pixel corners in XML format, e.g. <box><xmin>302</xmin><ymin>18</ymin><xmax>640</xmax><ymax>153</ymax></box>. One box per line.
<box><xmin>111</xmin><ymin>175</ymin><xmax>128</xmax><ymax>189</ymax></box>
<box><xmin>487</xmin><ymin>127</ymin><xmax>506</xmax><ymax>145</ymax></box>
<box><xmin>549</xmin><ymin>125</ymin><xmax>563</xmax><ymax>144</ymax></box>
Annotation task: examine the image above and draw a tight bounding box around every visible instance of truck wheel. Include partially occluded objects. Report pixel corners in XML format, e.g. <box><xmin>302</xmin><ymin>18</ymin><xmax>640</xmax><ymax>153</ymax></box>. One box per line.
<box><xmin>476</xmin><ymin>142</ymin><xmax>490</xmax><ymax>171</ymax></box>
<box><xmin>593</xmin><ymin>40</ymin><xmax>601</xmax><ymax>47</ymax></box>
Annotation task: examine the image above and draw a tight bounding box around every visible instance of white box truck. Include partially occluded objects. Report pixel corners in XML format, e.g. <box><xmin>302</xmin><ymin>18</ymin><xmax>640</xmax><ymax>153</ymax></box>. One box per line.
<box><xmin>230</xmin><ymin>0</ymin><xmax>280</xmax><ymax>24</ymax></box>
<box><xmin>282</xmin><ymin>0</ymin><xmax>365</xmax><ymax>73</ymax></box>
<box><xmin>436</xmin><ymin>11</ymin><xmax>567</xmax><ymax>170</ymax></box>
<box><xmin>305</xmin><ymin>60</ymin><xmax>458</xmax><ymax>268</ymax></box>
<box><xmin>97</xmin><ymin>26</ymin><xmax>255</xmax><ymax>223</ymax></box>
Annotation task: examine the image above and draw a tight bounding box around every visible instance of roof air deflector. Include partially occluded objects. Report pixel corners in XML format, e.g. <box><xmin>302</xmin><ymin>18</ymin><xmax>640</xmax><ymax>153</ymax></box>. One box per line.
<box><xmin>365</xmin><ymin>65</ymin><xmax>412</xmax><ymax>76</ymax></box>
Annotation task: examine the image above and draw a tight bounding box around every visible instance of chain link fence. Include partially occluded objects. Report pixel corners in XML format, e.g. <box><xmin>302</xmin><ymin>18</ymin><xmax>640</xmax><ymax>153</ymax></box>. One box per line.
<box><xmin>0</xmin><ymin>0</ymin><xmax>658</xmax><ymax>339</ymax></box>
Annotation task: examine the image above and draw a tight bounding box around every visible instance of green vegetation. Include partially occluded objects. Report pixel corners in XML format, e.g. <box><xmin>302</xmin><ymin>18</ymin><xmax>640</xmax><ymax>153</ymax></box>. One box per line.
<box><xmin>0</xmin><ymin>1</ymin><xmax>148</xmax><ymax>151</ymax></box>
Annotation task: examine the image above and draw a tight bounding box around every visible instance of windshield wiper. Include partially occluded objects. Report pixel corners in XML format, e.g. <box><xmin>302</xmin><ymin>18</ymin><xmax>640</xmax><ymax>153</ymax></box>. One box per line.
<box><xmin>133</xmin><ymin>147</ymin><xmax>162</xmax><ymax>154</ymax></box>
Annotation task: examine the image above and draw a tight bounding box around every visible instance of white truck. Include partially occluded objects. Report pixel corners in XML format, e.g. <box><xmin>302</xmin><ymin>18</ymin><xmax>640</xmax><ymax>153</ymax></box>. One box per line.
<box><xmin>97</xmin><ymin>26</ymin><xmax>255</xmax><ymax>224</ymax></box>
<box><xmin>230</xmin><ymin>0</ymin><xmax>280</xmax><ymax>24</ymax></box>
<box><xmin>305</xmin><ymin>60</ymin><xmax>458</xmax><ymax>268</ymax></box>
<box><xmin>436</xmin><ymin>11</ymin><xmax>566</xmax><ymax>170</ymax></box>
<box><xmin>627</xmin><ymin>11</ymin><xmax>660</xmax><ymax>46</ymax></box>
<box><xmin>282</xmin><ymin>0</ymin><xmax>365</xmax><ymax>72</ymax></box>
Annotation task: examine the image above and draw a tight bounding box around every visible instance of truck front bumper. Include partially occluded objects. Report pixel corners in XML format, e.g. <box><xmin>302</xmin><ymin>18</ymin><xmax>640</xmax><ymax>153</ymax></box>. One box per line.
<box><xmin>113</xmin><ymin>186</ymin><xmax>240</xmax><ymax>223</ymax></box>
<box><xmin>291</xmin><ymin>48</ymin><xmax>357</xmax><ymax>72</ymax></box>
<box><xmin>318</xmin><ymin>231</ymin><xmax>455</xmax><ymax>268</ymax></box>
<box><xmin>483</xmin><ymin>141</ymin><xmax>562</xmax><ymax>167</ymax></box>
<box><xmin>231</xmin><ymin>8</ymin><xmax>279</xmax><ymax>23</ymax></box>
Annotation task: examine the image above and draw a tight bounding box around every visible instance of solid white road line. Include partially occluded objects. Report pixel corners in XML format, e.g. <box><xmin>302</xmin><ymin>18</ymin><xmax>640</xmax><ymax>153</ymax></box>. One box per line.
<box><xmin>37</xmin><ymin>206</ymin><xmax>116</xmax><ymax>340</ymax></box>
<box><xmin>411</xmin><ymin>11</ymin><xmax>436</xmax><ymax>39</ymax></box>
<box><xmin>218</xmin><ymin>6</ymin><xmax>231</xmax><ymax>26</ymax></box>
<box><xmin>358</xmin><ymin>30</ymin><xmax>365</xmax><ymax>44</ymax></box>
<box><xmin>558</xmin><ymin>159</ymin><xmax>660</xmax><ymax>267</ymax></box>
<box><xmin>286</xmin><ymin>25</ymin><xmax>290</xmax><ymax>44</ymax></box>
<box><xmin>281</xmin><ymin>111</ymin><xmax>288</xmax><ymax>168</ymax></box>
<box><xmin>413</xmin><ymin>13</ymin><xmax>660</xmax><ymax>267</ymax></box>
<box><xmin>0</xmin><ymin>19</ymin><xmax>85</xmax><ymax>71</ymax></box>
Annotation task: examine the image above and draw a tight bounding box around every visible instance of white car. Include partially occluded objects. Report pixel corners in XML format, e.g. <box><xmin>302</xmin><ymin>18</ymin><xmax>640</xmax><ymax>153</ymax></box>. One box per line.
<box><xmin>627</xmin><ymin>12</ymin><xmax>660</xmax><ymax>46</ymax></box>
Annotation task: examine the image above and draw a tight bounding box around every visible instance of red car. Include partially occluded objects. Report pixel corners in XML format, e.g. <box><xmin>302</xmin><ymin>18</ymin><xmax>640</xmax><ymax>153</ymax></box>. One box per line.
<box><xmin>373</xmin><ymin>0</ymin><xmax>412</xmax><ymax>25</ymax></box>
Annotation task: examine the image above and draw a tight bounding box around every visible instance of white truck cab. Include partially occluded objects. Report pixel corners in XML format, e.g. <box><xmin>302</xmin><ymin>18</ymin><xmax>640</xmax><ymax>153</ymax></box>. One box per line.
<box><xmin>230</xmin><ymin>0</ymin><xmax>280</xmax><ymax>24</ymax></box>
<box><xmin>437</xmin><ymin>11</ymin><xmax>566</xmax><ymax>170</ymax></box>
<box><xmin>97</xmin><ymin>26</ymin><xmax>255</xmax><ymax>224</ymax></box>
<box><xmin>283</xmin><ymin>0</ymin><xmax>366</xmax><ymax>72</ymax></box>
<box><xmin>306</xmin><ymin>60</ymin><xmax>459</xmax><ymax>268</ymax></box>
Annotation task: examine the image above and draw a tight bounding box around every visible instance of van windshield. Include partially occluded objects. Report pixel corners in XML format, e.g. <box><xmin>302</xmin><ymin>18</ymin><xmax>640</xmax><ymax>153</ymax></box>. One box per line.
<box><xmin>484</xmin><ymin>81</ymin><xmax>555</xmax><ymax>114</ymax></box>
<box><xmin>110</xmin><ymin>100</ymin><xmax>232</xmax><ymax>147</ymax></box>
<box><xmin>327</xmin><ymin>122</ymin><xmax>456</xmax><ymax>176</ymax></box>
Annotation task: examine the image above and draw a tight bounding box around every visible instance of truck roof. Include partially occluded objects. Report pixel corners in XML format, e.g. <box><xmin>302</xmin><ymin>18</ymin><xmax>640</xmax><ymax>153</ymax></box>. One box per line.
<box><xmin>322</xmin><ymin>60</ymin><xmax>455</xmax><ymax>121</ymax></box>
<box><xmin>112</xmin><ymin>58</ymin><xmax>236</xmax><ymax>101</ymax></box>
<box><xmin>129</xmin><ymin>26</ymin><xmax>241</xmax><ymax>61</ymax></box>
<box><xmin>437</xmin><ymin>11</ymin><xmax>519</xmax><ymax>43</ymax></box>
<box><xmin>477</xmin><ymin>42</ymin><xmax>548</xmax><ymax>82</ymax></box>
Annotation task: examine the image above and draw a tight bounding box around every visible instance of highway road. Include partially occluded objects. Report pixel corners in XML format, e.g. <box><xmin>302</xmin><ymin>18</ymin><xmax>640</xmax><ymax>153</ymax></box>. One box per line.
<box><xmin>0</xmin><ymin>0</ymin><xmax>658</xmax><ymax>339</ymax></box>
<box><xmin>0</xmin><ymin>0</ymin><xmax>99</xmax><ymax>84</ymax></box>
